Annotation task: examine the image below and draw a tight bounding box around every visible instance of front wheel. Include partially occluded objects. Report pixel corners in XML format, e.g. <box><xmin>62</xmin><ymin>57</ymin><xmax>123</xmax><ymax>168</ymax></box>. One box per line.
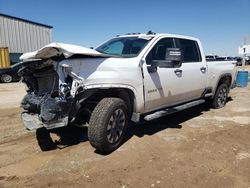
<box><xmin>88</xmin><ymin>98</ymin><xmax>128</xmax><ymax>153</ymax></box>
<box><xmin>211</xmin><ymin>83</ymin><xmax>229</xmax><ymax>109</ymax></box>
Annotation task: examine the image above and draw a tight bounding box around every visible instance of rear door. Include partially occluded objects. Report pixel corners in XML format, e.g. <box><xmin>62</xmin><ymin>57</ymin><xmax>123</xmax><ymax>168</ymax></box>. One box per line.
<box><xmin>175</xmin><ymin>38</ymin><xmax>207</xmax><ymax>101</ymax></box>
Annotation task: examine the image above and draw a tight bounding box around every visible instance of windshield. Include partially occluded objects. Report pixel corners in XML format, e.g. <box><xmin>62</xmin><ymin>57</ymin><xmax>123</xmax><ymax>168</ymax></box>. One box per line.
<box><xmin>96</xmin><ymin>37</ymin><xmax>152</xmax><ymax>57</ymax></box>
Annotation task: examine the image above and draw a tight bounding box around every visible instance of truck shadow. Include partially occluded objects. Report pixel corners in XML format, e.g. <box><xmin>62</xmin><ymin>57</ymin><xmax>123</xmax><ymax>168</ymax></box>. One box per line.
<box><xmin>95</xmin><ymin>103</ymin><xmax>212</xmax><ymax>155</ymax></box>
<box><xmin>125</xmin><ymin>104</ymin><xmax>209</xmax><ymax>140</ymax></box>
<box><xmin>36</xmin><ymin>126</ymin><xmax>88</xmax><ymax>151</ymax></box>
<box><xmin>35</xmin><ymin>101</ymin><xmax>228</xmax><ymax>153</ymax></box>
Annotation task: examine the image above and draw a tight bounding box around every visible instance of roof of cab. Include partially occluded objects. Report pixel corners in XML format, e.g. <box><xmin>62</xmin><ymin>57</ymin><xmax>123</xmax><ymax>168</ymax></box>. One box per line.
<box><xmin>117</xmin><ymin>33</ymin><xmax>199</xmax><ymax>42</ymax></box>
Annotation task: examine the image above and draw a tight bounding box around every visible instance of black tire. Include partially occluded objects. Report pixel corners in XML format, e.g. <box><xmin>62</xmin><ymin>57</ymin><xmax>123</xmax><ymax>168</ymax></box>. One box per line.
<box><xmin>1</xmin><ymin>74</ymin><xmax>12</xmax><ymax>83</ymax></box>
<box><xmin>211</xmin><ymin>83</ymin><xmax>229</xmax><ymax>109</ymax></box>
<box><xmin>88</xmin><ymin>98</ymin><xmax>128</xmax><ymax>153</ymax></box>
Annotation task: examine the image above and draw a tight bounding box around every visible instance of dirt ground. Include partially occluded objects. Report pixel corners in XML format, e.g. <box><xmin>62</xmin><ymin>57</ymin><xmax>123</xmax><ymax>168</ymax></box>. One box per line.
<box><xmin>0</xmin><ymin>68</ymin><xmax>250</xmax><ymax>188</ymax></box>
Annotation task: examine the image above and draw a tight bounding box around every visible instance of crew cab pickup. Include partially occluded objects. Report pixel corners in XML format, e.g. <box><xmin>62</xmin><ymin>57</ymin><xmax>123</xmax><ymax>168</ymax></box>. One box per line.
<box><xmin>19</xmin><ymin>33</ymin><xmax>237</xmax><ymax>153</ymax></box>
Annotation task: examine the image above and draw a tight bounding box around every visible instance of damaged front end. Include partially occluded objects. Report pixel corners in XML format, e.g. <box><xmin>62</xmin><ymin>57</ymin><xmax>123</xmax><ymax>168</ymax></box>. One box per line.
<box><xmin>19</xmin><ymin>59</ymin><xmax>77</xmax><ymax>130</ymax></box>
<box><xmin>18</xmin><ymin>43</ymin><xmax>111</xmax><ymax>131</ymax></box>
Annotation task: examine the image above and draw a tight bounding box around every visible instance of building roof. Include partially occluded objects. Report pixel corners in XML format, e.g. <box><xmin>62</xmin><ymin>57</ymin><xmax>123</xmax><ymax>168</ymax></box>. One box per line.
<box><xmin>0</xmin><ymin>13</ymin><xmax>53</xmax><ymax>29</ymax></box>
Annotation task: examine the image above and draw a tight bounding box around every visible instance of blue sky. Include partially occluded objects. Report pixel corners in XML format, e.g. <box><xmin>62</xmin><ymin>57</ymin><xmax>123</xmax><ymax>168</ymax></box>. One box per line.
<box><xmin>0</xmin><ymin>0</ymin><xmax>249</xmax><ymax>56</ymax></box>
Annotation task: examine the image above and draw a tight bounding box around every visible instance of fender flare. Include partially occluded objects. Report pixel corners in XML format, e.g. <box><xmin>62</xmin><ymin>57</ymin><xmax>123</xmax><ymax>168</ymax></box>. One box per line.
<box><xmin>214</xmin><ymin>73</ymin><xmax>232</xmax><ymax>93</ymax></box>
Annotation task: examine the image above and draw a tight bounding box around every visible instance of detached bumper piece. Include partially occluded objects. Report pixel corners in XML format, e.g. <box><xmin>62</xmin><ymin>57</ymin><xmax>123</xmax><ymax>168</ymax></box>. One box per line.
<box><xmin>21</xmin><ymin>93</ymin><xmax>72</xmax><ymax>130</ymax></box>
<box><xmin>21</xmin><ymin>113</ymin><xmax>43</xmax><ymax>130</ymax></box>
<box><xmin>21</xmin><ymin>112</ymin><xmax>68</xmax><ymax>130</ymax></box>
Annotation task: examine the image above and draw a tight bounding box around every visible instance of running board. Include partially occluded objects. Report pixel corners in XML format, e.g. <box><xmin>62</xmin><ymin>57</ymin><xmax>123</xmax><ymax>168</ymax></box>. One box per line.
<box><xmin>144</xmin><ymin>99</ymin><xmax>205</xmax><ymax>121</ymax></box>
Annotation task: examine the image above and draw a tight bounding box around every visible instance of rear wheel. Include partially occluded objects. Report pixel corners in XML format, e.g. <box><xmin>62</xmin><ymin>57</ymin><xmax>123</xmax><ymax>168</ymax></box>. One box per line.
<box><xmin>1</xmin><ymin>74</ymin><xmax>12</xmax><ymax>83</ymax></box>
<box><xmin>88</xmin><ymin>98</ymin><xmax>128</xmax><ymax>153</ymax></box>
<box><xmin>211</xmin><ymin>83</ymin><xmax>229</xmax><ymax>108</ymax></box>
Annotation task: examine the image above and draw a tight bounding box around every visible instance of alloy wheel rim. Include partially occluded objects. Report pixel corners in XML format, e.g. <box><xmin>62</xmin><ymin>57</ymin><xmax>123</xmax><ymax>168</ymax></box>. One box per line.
<box><xmin>107</xmin><ymin>108</ymin><xmax>125</xmax><ymax>144</ymax></box>
<box><xmin>217</xmin><ymin>87</ymin><xmax>227</xmax><ymax>106</ymax></box>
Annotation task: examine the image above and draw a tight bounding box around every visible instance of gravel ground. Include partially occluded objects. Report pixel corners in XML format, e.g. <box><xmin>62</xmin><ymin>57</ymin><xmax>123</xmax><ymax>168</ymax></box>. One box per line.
<box><xmin>0</xmin><ymin>67</ymin><xmax>249</xmax><ymax>188</ymax></box>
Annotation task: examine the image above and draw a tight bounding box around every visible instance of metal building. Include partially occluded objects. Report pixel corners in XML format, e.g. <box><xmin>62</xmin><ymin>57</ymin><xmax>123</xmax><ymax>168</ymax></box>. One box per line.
<box><xmin>0</xmin><ymin>13</ymin><xmax>53</xmax><ymax>66</ymax></box>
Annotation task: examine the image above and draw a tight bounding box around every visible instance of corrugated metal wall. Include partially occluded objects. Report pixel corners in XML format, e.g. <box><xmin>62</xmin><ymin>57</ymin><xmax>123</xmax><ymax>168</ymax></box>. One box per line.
<box><xmin>0</xmin><ymin>15</ymin><xmax>52</xmax><ymax>53</ymax></box>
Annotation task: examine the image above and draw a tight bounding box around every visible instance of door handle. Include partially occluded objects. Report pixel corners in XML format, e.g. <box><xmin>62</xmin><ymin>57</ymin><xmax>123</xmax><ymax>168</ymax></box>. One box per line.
<box><xmin>200</xmin><ymin>67</ymin><xmax>206</xmax><ymax>73</ymax></box>
<box><xmin>174</xmin><ymin>69</ymin><xmax>182</xmax><ymax>74</ymax></box>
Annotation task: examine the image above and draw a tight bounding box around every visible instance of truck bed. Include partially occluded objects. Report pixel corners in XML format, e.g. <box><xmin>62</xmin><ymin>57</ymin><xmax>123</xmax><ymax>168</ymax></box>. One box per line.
<box><xmin>207</xmin><ymin>60</ymin><xmax>237</xmax><ymax>92</ymax></box>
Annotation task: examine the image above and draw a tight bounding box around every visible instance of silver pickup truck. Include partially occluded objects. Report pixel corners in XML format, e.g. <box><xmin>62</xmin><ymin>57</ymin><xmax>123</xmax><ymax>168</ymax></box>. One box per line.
<box><xmin>19</xmin><ymin>32</ymin><xmax>237</xmax><ymax>153</ymax></box>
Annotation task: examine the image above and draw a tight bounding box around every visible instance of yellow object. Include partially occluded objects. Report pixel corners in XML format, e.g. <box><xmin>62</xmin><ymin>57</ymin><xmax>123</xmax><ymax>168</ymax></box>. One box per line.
<box><xmin>0</xmin><ymin>47</ymin><xmax>11</xmax><ymax>68</ymax></box>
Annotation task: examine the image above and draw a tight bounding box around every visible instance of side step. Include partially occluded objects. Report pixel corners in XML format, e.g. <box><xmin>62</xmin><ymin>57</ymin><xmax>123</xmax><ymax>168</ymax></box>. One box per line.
<box><xmin>144</xmin><ymin>99</ymin><xmax>205</xmax><ymax>121</ymax></box>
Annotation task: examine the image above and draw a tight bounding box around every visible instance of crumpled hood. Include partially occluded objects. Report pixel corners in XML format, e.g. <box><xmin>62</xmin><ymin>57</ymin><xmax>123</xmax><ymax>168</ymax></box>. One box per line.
<box><xmin>20</xmin><ymin>42</ymin><xmax>109</xmax><ymax>60</ymax></box>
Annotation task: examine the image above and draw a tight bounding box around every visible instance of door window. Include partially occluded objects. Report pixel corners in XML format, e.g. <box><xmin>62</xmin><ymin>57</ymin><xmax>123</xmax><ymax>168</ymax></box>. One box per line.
<box><xmin>146</xmin><ymin>38</ymin><xmax>175</xmax><ymax>65</ymax></box>
<box><xmin>177</xmin><ymin>39</ymin><xmax>202</xmax><ymax>62</ymax></box>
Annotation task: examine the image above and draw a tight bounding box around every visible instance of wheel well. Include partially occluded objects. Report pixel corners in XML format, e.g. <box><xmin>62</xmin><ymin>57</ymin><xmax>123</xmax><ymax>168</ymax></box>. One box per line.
<box><xmin>79</xmin><ymin>88</ymin><xmax>135</xmax><ymax>118</ymax></box>
<box><xmin>217</xmin><ymin>74</ymin><xmax>232</xmax><ymax>90</ymax></box>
